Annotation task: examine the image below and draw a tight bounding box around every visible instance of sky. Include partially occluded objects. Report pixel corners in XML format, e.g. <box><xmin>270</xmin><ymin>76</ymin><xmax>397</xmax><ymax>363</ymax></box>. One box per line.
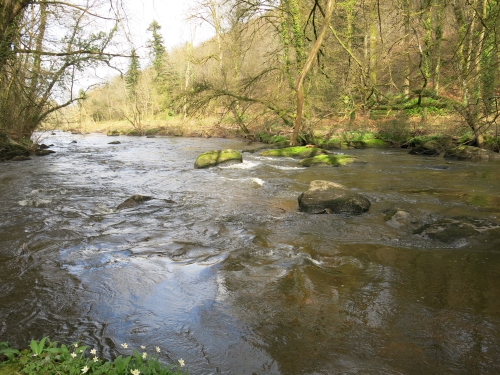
<box><xmin>75</xmin><ymin>1</ymin><xmax>214</xmax><ymax>89</ymax></box>
<box><xmin>123</xmin><ymin>0</ymin><xmax>213</xmax><ymax>53</ymax></box>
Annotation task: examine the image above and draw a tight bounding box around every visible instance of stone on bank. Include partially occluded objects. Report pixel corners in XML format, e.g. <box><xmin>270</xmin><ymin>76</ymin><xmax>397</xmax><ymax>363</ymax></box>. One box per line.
<box><xmin>298</xmin><ymin>180</ymin><xmax>371</xmax><ymax>214</ymax></box>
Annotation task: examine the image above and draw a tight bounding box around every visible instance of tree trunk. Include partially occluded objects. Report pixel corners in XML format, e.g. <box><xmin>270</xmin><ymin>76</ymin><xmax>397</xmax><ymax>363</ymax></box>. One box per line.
<box><xmin>290</xmin><ymin>0</ymin><xmax>335</xmax><ymax>146</ymax></box>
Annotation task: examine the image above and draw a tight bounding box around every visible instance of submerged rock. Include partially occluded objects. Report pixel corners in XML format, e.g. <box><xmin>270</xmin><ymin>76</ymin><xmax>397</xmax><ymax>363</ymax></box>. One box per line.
<box><xmin>384</xmin><ymin>209</ymin><xmax>414</xmax><ymax>228</ymax></box>
<box><xmin>413</xmin><ymin>217</ymin><xmax>500</xmax><ymax>243</ymax></box>
<box><xmin>194</xmin><ymin>149</ymin><xmax>242</xmax><ymax>169</ymax></box>
<box><xmin>299</xmin><ymin>154</ymin><xmax>364</xmax><ymax>167</ymax></box>
<box><xmin>444</xmin><ymin>145</ymin><xmax>500</xmax><ymax>161</ymax></box>
<box><xmin>35</xmin><ymin>149</ymin><xmax>56</xmax><ymax>156</ymax></box>
<box><xmin>298</xmin><ymin>180</ymin><xmax>371</xmax><ymax>214</ymax></box>
<box><xmin>117</xmin><ymin>194</ymin><xmax>153</xmax><ymax>210</ymax></box>
<box><xmin>108</xmin><ymin>141</ymin><xmax>121</xmax><ymax>144</ymax></box>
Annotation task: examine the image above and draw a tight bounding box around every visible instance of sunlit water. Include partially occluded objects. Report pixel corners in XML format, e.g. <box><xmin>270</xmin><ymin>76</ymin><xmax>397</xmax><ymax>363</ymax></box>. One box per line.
<box><xmin>1</xmin><ymin>131</ymin><xmax>500</xmax><ymax>374</ymax></box>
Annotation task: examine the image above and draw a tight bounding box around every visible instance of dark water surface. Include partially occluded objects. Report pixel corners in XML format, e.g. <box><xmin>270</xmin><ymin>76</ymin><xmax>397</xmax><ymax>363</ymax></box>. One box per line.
<box><xmin>1</xmin><ymin>132</ymin><xmax>500</xmax><ymax>374</ymax></box>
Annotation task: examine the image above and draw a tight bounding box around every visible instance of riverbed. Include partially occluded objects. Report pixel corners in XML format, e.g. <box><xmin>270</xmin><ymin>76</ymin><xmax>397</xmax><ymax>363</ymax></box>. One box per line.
<box><xmin>1</xmin><ymin>131</ymin><xmax>500</xmax><ymax>374</ymax></box>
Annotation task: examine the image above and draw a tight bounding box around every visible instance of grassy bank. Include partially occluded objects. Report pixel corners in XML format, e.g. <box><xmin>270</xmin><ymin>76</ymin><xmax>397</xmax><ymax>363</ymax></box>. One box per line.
<box><xmin>39</xmin><ymin>112</ymin><xmax>499</xmax><ymax>151</ymax></box>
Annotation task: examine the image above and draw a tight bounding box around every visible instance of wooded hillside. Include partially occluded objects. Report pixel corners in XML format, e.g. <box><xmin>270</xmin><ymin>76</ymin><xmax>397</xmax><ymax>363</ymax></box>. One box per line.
<box><xmin>6</xmin><ymin>0</ymin><xmax>498</xmax><ymax>148</ymax></box>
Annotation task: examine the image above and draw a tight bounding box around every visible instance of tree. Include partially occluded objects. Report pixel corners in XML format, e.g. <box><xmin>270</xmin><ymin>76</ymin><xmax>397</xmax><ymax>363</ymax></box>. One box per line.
<box><xmin>452</xmin><ymin>0</ymin><xmax>500</xmax><ymax>147</ymax></box>
<box><xmin>0</xmin><ymin>0</ymin><xmax>126</xmax><ymax>144</ymax></box>
<box><xmin>147</xmin><ymin>20</ymin><xmax>166</xmax><ymax>76</ymax></box>
<box><xmin>122</xmin><ymin>48</ymin><xmax>144</xmax><ymax>133</ymax></box>
<box><xmin>290</xmin><ymin>0</ymin><xmax>335</xmax><ymax>146</ymax></box>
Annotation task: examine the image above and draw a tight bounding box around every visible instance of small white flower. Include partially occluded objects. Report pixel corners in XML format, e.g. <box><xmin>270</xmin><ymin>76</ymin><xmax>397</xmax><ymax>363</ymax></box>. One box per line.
<box><xmin>32</xmin><ymin>353</ymin><xmax>38</xmax><ymax>357</ymax></box>
<box><xmin>90</xmin><ymin>349</ymin><xmax>96</xmax><ymax>355</ymax></box>
<box><xmin>71</xmin><ymin>352</ymin><xmax>77</xmax><ymax>358</ymax></box>
<box><xmin>93</xmin><ymin>356</ymin><xmax>99</xmax><ymax>362</ymax></box>
<box><xmin>81</xmin><ymin>366</ymin><xmax>89</xmax><ymax>374</ymax></box>
<box><xmin>140</xmin><ymin>345</ymin><xmax>146</xmax><ymax>349</ymax></box>
<box><xmin>79</xmin><ymin>348</ymin><xmax>84</xmax><ymax>353</ymax></box>
<box><xmin>130</xmin><ymin>369</ymin><xmax>140</xmax><ymax>375</ymax></box>
<box><xmin>155</xmin><ymin>346</ymin><xmax>161</xmax><ymax>353</ymax></box>
<box><xmin>121</xmin><ymin>343</ymin><xmax>128</xmax><ymax>349</ymax></box>
<box><xmin>142</xmin><ymin>352</ymin><xmax>147</xmax><ymax>359</ymax></box>
<box><xmin>178</xmin><ymin>358</ymin><xmax>185</xmax><ymax>367</ymax></box>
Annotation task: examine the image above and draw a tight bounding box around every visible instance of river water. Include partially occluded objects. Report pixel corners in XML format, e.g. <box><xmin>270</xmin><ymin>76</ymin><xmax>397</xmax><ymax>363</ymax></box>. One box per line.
<box><xmin>1</xmin><ymin>131</ymin><xmax>500</xmax><ymax>374</ymax></box>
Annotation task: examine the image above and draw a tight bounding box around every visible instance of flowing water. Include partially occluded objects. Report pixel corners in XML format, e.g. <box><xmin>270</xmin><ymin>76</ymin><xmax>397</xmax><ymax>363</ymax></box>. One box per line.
<box><xmin>1</xmin><ymin>132</ymin><xmax>500</xmax><ymax>374</ymax></box>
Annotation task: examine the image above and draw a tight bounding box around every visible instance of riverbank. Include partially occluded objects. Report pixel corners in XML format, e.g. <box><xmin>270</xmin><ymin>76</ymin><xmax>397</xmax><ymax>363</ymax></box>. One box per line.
<box><xmin>2</xmin><ymin>112</ymin><xmax>498</xmax><ymax>161</ymax></box>
<box><xmin>42</xmin><ymin>113</ymin><xmax>499</xmax><ymax>150</ymax></box>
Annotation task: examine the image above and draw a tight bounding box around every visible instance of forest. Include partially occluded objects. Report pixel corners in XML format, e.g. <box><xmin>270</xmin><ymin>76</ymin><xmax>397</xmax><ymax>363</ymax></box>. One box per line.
<box><xmin>1</xmin><ymin>0</ymin><xmax>499</xmax><ymax>157</ymax></box>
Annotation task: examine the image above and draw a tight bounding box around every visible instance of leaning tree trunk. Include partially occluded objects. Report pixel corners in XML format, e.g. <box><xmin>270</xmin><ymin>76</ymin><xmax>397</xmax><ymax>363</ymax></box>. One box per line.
<box><xmin>290</xmin><ymin>0</ymin><xmax>335</xmax><ymax>146</ymax></box>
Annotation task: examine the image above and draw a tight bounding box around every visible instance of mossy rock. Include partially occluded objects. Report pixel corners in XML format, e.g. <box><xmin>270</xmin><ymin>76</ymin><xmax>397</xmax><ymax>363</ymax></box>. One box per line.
<box><xmin>259</xmin><ymin>146</ymin><xmax>329</xmax><ymax>158</ymax></box>
<box><xmin>299</xmin><ymin>154</ymin><xmax>364</xmax><ymax>167</ymax></box>
<box><xmin>349</xmin><ymin>139</ymin><xmax>390</xmax><ymax>149</ymax></box>
<box><xmin>194</xmin><ymin>149</ymin><xmax>243</xmax><ymax>169</ymax></box>
<box><xmin>319</xmin><ymin>139</ymin><xmax>351</xmax><ymax>150</ymax></box>
<box><xmin>444</xmin><ymin>145</ymin><xmax>500</xmax><ymax>161</ymax></box>
<box><xmin>0</xmin><ymin>140</ymin><xmax>30</xmax><ymax>161</ymax></box>
<box><xmin>409</xmin><ymin>140</ymin><xmax>443</xmax><ymax>156</ymax></box>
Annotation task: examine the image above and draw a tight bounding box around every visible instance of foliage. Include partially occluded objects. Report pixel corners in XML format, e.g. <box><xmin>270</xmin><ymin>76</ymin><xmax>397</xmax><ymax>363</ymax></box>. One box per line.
<box><xmin>256</xmin><ymin>133</ymin><xmax>288</xmax><ymax>144</ymax></box>
<box><xmin>0</xmin><ymin>339</ymin><xmax>187</xmax><ymax>375</ymax></box>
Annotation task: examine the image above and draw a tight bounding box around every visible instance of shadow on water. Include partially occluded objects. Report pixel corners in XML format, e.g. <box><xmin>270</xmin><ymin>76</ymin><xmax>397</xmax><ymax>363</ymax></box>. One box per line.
<box><xmin>1</xmin><ymin>131</ymin><xmax>500</xmax><ymax>374</ymax></box>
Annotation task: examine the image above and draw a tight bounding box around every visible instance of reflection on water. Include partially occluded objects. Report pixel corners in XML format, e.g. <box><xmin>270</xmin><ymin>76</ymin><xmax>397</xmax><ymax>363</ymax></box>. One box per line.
<box><xmin>0</xmin><ymin>131</ymin><xmax>499</xmax><ymax>374</ymax></box>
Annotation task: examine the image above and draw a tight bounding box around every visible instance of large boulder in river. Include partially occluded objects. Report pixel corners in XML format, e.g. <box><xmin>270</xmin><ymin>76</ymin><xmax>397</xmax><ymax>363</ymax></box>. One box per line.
<box><xmin>194</xmin><ymin>149</ymin><xmax>242</xmax><ymax>169</ymax></box>
<box><xmin>444</xmin><ymin>145</ymin><xmax>500</xmax><ymax>161</ymax></box>
<box><xmin>117</xmin><ymin>194</ymin><xmax>152</xmax><ymax>209</ymax></box>
<box><xmin>298</xmin><ymin>180</ymin><xmax>371</xmax><ymax>214</ymax></box>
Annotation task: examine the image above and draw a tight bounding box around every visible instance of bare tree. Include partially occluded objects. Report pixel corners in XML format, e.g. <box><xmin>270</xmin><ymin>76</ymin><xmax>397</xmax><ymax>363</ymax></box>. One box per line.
<box><xmin>0</xmin><ymin>0</ymin><xmax>127</xmax><ymax>144</ymax></box>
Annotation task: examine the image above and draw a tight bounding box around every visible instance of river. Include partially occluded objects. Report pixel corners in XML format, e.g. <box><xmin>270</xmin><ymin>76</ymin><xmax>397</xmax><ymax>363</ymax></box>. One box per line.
<box><xmin>1</xmin><ymin>131</ymin><xmax>500</xmax><ymax>374</ymax></box>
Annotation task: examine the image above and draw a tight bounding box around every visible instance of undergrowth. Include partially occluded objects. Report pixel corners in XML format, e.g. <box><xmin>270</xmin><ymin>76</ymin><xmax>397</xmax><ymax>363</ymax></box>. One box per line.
<box><xmin>0</xmin><ymin>338</ymin><xmax>187</xmax><ymax>375</ymax></box>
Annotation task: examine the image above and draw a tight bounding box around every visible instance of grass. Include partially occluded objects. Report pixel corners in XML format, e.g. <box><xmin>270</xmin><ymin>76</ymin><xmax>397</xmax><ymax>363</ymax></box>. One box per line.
<box><xmin>0</xmin><ymin>338</ymin><xmax>187</xmax><ymax>375</ymax></box>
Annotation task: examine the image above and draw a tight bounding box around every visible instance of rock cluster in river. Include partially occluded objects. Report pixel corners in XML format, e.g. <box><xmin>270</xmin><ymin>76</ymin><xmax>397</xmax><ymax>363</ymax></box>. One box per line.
<box><xmin>298</xmin><ymin>180</ymin><xmax>371</xmax><ymax>214</ymax></box>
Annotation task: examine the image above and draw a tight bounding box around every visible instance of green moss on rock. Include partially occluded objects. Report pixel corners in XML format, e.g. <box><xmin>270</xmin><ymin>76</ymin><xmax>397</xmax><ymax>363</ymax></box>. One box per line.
<box><xmin>299</xmin><ymin>154</ymin><xmax>363</xmax><ymax>167</ymax></box>
<box><xmin>194</xmin><ymin>149</ymin><xmax>243</xmax><ymax>169</ymax></box>
<box><xmin>444</xmin><ymin>145</ymin><xmax>500</xmax><ymax>161</ymax></box>
<box><xmin>361</xmin><ymin>138</ymin><xmax>390</xmax><ymax>148</ymax></box>
<box><xmin>259</xmin><ymin>146</ymin><xmax>329</xmax><ymax>158</ymax></box>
